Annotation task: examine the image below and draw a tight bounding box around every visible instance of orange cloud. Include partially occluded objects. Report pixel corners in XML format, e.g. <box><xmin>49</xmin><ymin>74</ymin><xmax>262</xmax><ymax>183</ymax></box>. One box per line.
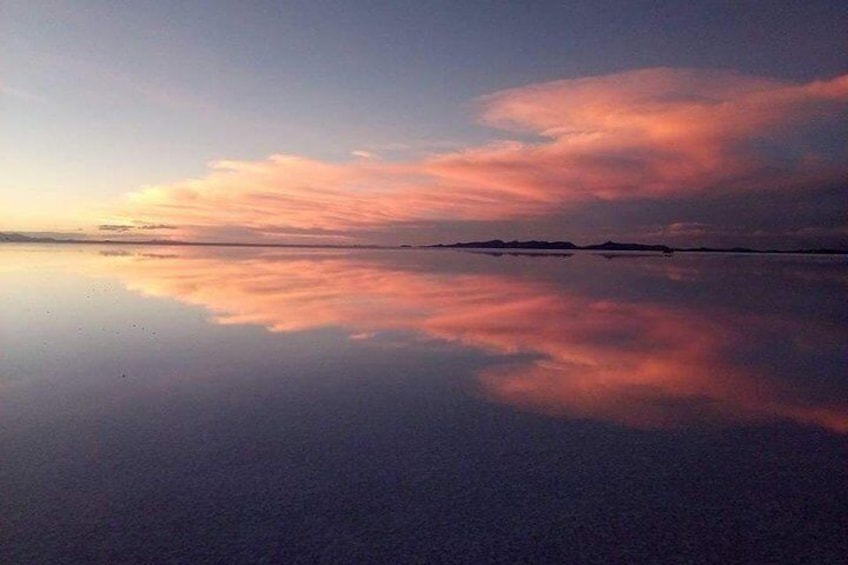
<box><xmin>71</xmin><ymin>247</ymin><xmax>848</xmax><ymax>433</ymax></box>
<box><xmin>101</xmin><ymin>69</ymin><xmax>848</xmax><ymax>241</ymax></box>
<box><xmin>479</xmin><ymin>69</ymin><xmax>848</xmax><ymax>141</ymax></box>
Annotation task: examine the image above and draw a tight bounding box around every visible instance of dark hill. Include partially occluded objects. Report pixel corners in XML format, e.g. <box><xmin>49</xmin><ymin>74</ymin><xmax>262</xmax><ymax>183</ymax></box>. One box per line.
<box><xmin>432</xmin><ymin>239</ymin><xmax>578</xmax><ymax>250</ymax></box>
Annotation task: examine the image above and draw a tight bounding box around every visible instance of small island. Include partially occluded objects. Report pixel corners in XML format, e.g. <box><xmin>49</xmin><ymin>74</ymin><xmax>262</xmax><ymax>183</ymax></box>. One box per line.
<box><xmin>426</xmin><ymin>239</ymin><xmax>847</xmax><ymax>255</ymax></box>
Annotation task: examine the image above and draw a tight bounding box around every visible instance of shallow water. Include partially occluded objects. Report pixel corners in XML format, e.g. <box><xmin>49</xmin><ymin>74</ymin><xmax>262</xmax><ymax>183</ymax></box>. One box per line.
<box><xmin>2</xmin><ymin>244</ymin><xmax>846</xmax><ymax>563</ymax></box>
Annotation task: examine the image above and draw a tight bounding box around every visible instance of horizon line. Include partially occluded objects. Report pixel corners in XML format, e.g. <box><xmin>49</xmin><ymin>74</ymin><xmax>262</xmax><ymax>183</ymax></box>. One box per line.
<box><xmin>1</xmin><ymin>233</ymin><xmax>846</xmax><ymax>255</ymax></box>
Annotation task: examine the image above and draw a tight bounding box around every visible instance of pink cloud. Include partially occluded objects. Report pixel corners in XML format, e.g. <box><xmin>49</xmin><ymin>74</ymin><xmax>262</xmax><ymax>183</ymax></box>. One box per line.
<box><xmin>102</xmin><ymin>68</ymin><xmax>848</xmax><ymax>241</ymax></box>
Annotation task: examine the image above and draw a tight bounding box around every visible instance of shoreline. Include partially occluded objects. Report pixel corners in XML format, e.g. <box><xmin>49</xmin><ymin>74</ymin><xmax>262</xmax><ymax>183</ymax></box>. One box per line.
<box><xmin>1</xmin><ymin>238</ymin><xmax>846</xmax><ymax>256</ymax></box>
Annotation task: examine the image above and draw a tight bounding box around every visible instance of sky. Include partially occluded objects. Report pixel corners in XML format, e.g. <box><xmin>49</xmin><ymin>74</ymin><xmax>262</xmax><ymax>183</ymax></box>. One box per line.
<box><xmin>2</xmin><ymin>0</ymin><xmax>847</xmax><ymax>248</ymax></box>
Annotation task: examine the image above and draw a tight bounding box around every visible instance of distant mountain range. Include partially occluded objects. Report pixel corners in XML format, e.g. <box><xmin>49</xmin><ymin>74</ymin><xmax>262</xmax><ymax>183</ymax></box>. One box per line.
<box><xmin>427</xmin><ymin>239</ymin><xmax>847</xmax><ymax>255</ymax></box>
<box><xmin>1</xmin><ymin>232</ymin><xmax>845</xmax><ymax>254</ymax></box>
<box><xmin>0</xmin><ymin>232</ymin><xmax>371</xmax><ymax>249</ymax></box>
<box><xmin>0</xmin><ymin>232</ymin><xmax>57</xmax><ymax>242</ymax></box>
<box><xmin>0</xmin><ymin>232</ymin><xmax>178</xmax><ymax>245</ymax></box>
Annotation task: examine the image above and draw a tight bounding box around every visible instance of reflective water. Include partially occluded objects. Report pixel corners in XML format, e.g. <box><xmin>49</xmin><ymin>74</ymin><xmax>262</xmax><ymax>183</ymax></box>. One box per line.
<box><xmin>2</xmin><ymin>244</ymin><xmax>846</xmax><ymax>563</ymax></box>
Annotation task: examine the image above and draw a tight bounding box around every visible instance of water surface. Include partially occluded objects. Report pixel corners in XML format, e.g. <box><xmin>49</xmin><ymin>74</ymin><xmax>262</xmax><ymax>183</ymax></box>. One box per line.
<box><xmin>2</xmin><ymin>244</ymin><xmax>846</xmax><ymax>563</ymax></box>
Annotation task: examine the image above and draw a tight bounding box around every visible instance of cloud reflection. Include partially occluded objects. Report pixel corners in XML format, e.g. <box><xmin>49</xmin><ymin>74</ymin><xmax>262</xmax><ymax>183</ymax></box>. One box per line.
<box><xmin>88</xmin><ymin>248</ymin><xmax>848</xmax><ymax>433</ymax></box>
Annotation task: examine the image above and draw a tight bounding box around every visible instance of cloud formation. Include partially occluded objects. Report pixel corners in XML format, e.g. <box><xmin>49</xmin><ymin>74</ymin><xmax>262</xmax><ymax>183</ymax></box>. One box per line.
<box><xmin>98</xmin><ymin>223</ymin><xmax>178</xmax><ymax>232</ymax></box>
<box><xmin>103</xmin><ymin>68</ymin><xmax>848</xmax><ymax>243</ymax></box>
<box><xmin>351</xmin><ymin>150</ymin><xmax>380</xmax><ymax>160</ymax></box>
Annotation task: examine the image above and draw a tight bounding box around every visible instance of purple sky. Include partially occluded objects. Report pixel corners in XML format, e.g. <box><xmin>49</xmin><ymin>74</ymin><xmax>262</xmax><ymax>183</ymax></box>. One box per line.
<box><xmin>2</xmin><ymin>1</ymin><xmax>847</xmax><ymax>248</ymax></box>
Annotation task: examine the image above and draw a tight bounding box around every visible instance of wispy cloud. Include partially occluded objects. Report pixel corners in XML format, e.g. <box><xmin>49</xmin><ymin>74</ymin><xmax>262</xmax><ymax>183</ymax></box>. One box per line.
<box><xmin>351</xmin><ymin>149</ymin><xmax>380</xmax><ymax>160</ymax></box>
<box><xmin>98</xmin><ymin>223</ymin><xmax>178</xmax><ymax>232</ymax></box>
<box><xmin>0</xmin><ymin>84</ymin><xmax>46</xmax><ymax>104</ymax></box>
<box><xmin>102</xmin><ymin>68</ymin><xmax>848</xmax><ymax>242</ymax></box>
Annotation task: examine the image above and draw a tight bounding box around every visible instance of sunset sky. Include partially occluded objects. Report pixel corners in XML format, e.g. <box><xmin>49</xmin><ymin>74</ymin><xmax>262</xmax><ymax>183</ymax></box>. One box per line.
<box><xmin>3</xmin><ymin>1</ymin><xmax>847</xmax><ymax>247</ymax></box>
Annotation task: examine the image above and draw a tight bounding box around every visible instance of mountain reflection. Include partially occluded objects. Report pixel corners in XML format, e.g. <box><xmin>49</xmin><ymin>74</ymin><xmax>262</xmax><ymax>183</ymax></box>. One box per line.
<box><xmin>89</xmin><ymin>248</ymin><xmax>847</xmax><ymax>432</ymax></box>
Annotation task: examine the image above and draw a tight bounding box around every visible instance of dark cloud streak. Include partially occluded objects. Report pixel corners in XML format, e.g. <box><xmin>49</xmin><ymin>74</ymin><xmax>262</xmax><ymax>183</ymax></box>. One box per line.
<box><xmin>98</xmin><ymin>223</ymin><xmax>178</xmax><ymax>232</ymax></box>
